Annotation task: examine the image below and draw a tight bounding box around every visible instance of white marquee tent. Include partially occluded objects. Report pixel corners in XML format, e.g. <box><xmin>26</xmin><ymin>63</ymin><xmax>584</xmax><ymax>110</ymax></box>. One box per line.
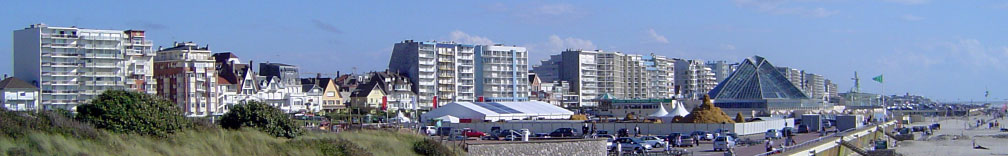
<box><xmin>421</xmin><ymin>101</ymin><xmax>575</xmax><ymax>122</ymax></box>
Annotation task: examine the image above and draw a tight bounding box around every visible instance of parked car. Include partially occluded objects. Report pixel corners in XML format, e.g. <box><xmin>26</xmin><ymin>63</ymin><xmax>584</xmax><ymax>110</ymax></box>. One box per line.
<box><xmin>690</xmin><ymin>131</ymin><xmax>713</xmax><ymax>140</ymax></box>
<box><xmin>797</xmin><ymin>125</ymin><xmax>811</xmax><ymax>133</ymax></box>
<box><xmin>765</xmin><ymin>129</ymin><xmax>782</xmax><ymax>139</ymax></box>
<box><xmin>461</xmin><ymin>129</ymin><xmax>488</xmax><ymax>138</ymax></box>
<box><xmin>724</xmin><ymin>132</ymin><xmax>739</xmax><ymax>139</ymax></box>
<box><xmin>422</xmin><ymin>126</ymin><xmax>437</xmax><ymax>136</ymax></box>
<box><xmin>549</xmin><ymin>128</ymin><xmax>577</xmax><ymax>137</ymax></box>
<box><xmin>674</xmin><ymin>135</ymin><xmax>695</xmax><ymax>147</ymax></box>
<box><xmin>639</xmin><ymin>136</ymin><xmax>668</xmax><ymax>148</ymax></box>
<box><xmin>436</xmin><ymin>127</ymin><xmax>453</xmax><ymax>136</ymax></box>
<box><xmin>618</xmin><ymin>128</ymin><xmax>630</xmax><ymax>137</ymax></box>
<box><xmin>613</xmin><ymin>137</ymin><xmax>652</xmax><ymax>153</ymax></box>
<box><xmin>498</xmin><ymin>129</ymin><xmax>522</xmax><ymax>141</ymax></box>
<box><xmin>713</xmin><ymin>136</ymin><xmax>736</xmax><ymax>151</ymax></box>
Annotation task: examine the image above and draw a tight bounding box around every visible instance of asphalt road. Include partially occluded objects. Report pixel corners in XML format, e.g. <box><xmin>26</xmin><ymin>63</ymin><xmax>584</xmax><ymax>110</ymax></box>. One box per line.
<box><xmin>644</xmin><ymin>129</ymin><xmax>834</xmax><ymax>156</ymax></box>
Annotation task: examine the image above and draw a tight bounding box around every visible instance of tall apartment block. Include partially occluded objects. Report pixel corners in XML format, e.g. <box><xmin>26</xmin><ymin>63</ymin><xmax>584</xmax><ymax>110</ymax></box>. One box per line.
<box><xmin>389</xmin><ymin>40</ymin><xmax>477</xmax><ymax>108</ymax></box>
<box><xmin>13</xmin><ymin>24</ymin><xmax>155</xmax><ymax>110</ymax></box>
<box><xmin>706</xmin><ymin>60</ymin><xmax>737</xmax><ymax>83</ymax></box>
<box><xmin>673</xmin><ymin>58</ymin><xmax>717</xmax><ymax>99</ymax></box>
<box><xmin>154</xmin><ymin>42</ymin><xmax>220</xmax><ymax>116</ymax></box>
<box><xmin>475</xmin><ymin>45</ymin><xmax>530</xmax><ymax>102</ymax></box>
<box><xmin>532</xmin><ymin>50</ymin><xmax>658</xmax><ymax>106</ymax></box>
<box><xmin>644</xmin><ymin>54</ymin><xmax>676</xmax><ymax>99</ymax></box>
<box><xmin>776</xmin><ymin>67</ymin><xmax>805</xmax><ymax>91</ymax></box>
<box><xmin>803</xmin><ymin>73</ymin><xmax>826</xmax><ymax>101</ymax></box>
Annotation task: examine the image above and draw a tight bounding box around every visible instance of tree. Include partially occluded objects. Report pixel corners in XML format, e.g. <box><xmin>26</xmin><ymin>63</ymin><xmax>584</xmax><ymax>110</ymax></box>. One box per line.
<box><xmin>76</xmin><ymin>90</ymin><xmax>188</xmax><ymax>137</ymax></box>
<box><xmin>219</xmin><ymin>101</ymin><xmax>302</xmax><ymax>138</ymax></box>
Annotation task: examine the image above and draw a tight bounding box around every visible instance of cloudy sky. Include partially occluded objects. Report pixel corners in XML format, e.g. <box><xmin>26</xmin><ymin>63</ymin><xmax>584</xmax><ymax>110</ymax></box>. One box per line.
<box><xmin>1</xmin><ymin>0</ymin><xmax>1006</xmax><ymax>101</ymax></box>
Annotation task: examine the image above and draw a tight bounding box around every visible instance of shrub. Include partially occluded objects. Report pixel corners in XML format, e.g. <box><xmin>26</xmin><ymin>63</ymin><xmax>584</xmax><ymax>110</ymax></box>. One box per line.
<box><xmin>219</xmin><ymin>101</ymin><xmax>302</xmax><ymax>138</ymax></box>
<box><xmin>0</xmin><ymin>109</ymin><xmax>101</xmax><ymax>139</ymax></box>
<box><xmin>287</xmin><ymin>138</ymin><xmax>372</xmax><ymax>156</ymax></box>
<box><xmin>413</xmin><ymin>139</ymin><xmax>459</xmax><ymax>156</ymax></box>
<box><xmin>76</xmin><ymin>90</ymin><xmax>189</xmax><ymax>137</ymax></box>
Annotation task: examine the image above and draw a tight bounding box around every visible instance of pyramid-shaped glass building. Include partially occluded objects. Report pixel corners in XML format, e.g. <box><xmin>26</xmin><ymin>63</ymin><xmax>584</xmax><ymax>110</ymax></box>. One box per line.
<box><xmin>707</xmin><ymin>56</ymin><xmax>825</xmax><ymax>114</ymax></box>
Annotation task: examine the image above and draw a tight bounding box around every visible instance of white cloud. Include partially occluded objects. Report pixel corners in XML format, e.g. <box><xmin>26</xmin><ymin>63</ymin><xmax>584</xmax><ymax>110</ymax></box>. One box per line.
<box><xmin>733</xmin><ymin>0</ymin><xmax>838</xmax><ymax>18</ymax></box>
<box><xmin>548</xmin><ymin>35</ymin><xmax>596</xmax><ymax>50</ymax></box>
<box><xmin>449</xmin><ymin>30</ymin><xmax>494</xmax><ymax>45</ymax></box>
<box><xmin>647</xmin><ymin>29</ymin><xmax>670</xmax><ymax>44</ymax></box>
<box><xmin>719</xmin><ymin>44</ymin><xmax>737</xmax><ymax>51</ymax></box>
<box><xmin>946</xmin><ymin>39</ymin><xmax>1008</xmax><ymax>71</ymax></box>
<box><xmin>900</xmin><ymin>14</ymin><xmax>925</xmax><ymax>21</ymax></box>
<box><xmin>882</xmin><ymin>0</ymin><xmax>929</xmax><ymax>5</ymax></box>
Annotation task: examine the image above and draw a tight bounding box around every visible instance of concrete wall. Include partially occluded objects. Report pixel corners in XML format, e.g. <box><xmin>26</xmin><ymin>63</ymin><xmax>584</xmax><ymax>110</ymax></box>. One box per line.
<box><xmin>466</xmin><ymin>139</ymin><xmax>607</xmax><ymax>156</ymax></box>
<box><xmin>442</xmin><ymin>118</ymin><xmax>793</xmax><ymax>136</ymax></box>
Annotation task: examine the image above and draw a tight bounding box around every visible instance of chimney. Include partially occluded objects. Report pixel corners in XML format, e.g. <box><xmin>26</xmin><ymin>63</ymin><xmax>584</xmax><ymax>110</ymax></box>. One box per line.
<box><xmin>316</xmin><ymin>73</ymin><xmax>321</xmax><ymax>79</ymax></box>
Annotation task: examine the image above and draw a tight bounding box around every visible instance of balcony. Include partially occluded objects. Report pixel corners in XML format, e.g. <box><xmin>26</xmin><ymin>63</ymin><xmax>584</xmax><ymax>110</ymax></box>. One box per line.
<box><xmin>43</xmin><ymin>80</ymin><xmax>78</xmax><ymax>86</ymax></box>
<box><xmin>43</xmin><ymin>34</ymin><xmax>79</xmax><ymax>39</ymax></box>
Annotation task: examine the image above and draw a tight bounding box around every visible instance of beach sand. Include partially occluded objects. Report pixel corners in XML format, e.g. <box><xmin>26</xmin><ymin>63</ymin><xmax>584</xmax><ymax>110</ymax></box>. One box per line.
<box><xmin>895</xmin><ymin>116</ymin><xmax>1008</xmax><ymax>156</ymax></box>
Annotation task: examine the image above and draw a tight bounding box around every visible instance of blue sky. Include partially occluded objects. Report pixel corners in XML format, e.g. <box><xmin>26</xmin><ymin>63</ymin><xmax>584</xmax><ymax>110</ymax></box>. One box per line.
<box><xmin>2</xmin><ymin>0</ymin><xmax>1007</xmax><ymax>101</ymax></box>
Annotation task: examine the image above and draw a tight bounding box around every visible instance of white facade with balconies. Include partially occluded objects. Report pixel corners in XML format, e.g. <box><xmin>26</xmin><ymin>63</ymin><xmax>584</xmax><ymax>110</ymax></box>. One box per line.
<box><xmin>13</xmin><ymin>24</ymin><xmax>153</xmax><ymax>110</ymax></box>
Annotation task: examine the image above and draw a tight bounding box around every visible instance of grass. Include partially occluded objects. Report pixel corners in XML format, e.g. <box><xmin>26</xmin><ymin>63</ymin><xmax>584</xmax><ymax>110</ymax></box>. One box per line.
<box><xmin>0</xmin><ymin>128</ymin><xmax>461</xmax><ymax>156</ymax></box>
<box><xmin>0</xmin><ymin>109</ymin><xmax>464</xmax><ymax>156</ymax></box>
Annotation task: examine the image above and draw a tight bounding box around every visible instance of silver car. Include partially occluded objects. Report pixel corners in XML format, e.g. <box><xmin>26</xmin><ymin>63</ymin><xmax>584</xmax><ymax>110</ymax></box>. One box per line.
<box><xmin>614</xmin><ymin>137</ymin><xmax>652</xmax><ymax>153</ymax></box>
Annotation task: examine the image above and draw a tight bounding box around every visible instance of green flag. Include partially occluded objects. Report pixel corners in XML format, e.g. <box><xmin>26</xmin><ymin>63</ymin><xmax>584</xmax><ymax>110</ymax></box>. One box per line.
<box><xmin>872</xmin><ymin>75</ymin><xmax>883</xmax><ymax>83</ymax></box>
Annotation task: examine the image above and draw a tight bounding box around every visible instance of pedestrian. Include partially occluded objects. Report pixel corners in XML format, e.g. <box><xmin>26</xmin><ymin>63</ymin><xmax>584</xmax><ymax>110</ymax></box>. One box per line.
<box><xmin>766</xmin><ymin>138</ymin><xmax>774</xmax><ymax>152</ymax></box>
<box><xmin>582</xmin><ymin>123</ymin><xmax>590</xmax><ymax>137</ymax></box>
<box><xmin>695</xmin><ymin>135</ymin><xmax>701</xmax><ymax>145</ymax></box>
<box><xmin>675</xmin><ymin>135</ymin><xmax>682</xmax><ymax>147</ymax></box>
<box><xmin>635</xmin><ymin>126</ymin><xmax>640</xmax><ymax>137</ymax></box>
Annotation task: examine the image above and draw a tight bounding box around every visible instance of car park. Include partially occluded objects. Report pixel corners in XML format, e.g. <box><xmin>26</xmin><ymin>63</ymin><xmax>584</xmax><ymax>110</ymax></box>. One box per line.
<box><xmin>797</xmin><ymin>125</ymin><xmax>811</xmax><ymax>133</ymax></box>
<box><xmin>765</xmin><ymin>129</ymin><xmax>782</xmax><ymax>139</ymax></box>
<box><xmin>712</xmin><ymin>136</ymin><xmax>735</xmax><ymax>151</ymax></box>
<box><xmin>549</xmin><ymin>128</ymin><xmax>577</xmax><ymax>137</ymax></box>
<box><xmin>639</xmin><ymin>136</ymin><xmax>668</xmax><ymax>148</ymax></box>
<box><xmin>461</xmin><ymin>128</ymin><xmax>488</xmax><ymax>138</ymax></box>
<box><xmin>613</xmin><ymin>137</ymin><xmax>653</xmax><ymax>153</ymax></box>
<box><xmin>690</xmin><ymin>131</ymin><xmax>713</xmax><ymax>140</ymax></box>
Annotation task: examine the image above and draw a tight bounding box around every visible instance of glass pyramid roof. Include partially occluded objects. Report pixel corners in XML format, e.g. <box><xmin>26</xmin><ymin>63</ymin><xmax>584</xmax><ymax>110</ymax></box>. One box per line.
<box><xmin>708</xmin><ymin>56</ymin><xmax>809</xmax><ymax>99</ymax></box>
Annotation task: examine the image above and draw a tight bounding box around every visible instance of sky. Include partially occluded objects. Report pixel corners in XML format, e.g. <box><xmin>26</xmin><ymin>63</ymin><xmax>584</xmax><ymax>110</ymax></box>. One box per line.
<box><xmin>1</xmin><ymin>0</ymin><xmax>1006</xmax><ymax>102</ymax></box>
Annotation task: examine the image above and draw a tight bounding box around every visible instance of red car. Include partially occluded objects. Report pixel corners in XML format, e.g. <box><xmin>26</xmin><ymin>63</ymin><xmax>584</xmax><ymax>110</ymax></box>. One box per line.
<box><xmin>462</xmin><ymin>129</ymin><xmax>488</xmax><ymax>138</ymax></box>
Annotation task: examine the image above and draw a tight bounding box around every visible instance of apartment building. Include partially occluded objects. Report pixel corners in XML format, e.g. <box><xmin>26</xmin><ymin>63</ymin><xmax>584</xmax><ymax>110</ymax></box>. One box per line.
<box><xmin>13</xmin><ymin>24</ymin><xmax>154</xmax><ymax>110</ymax></box>
<box><xmin>154</xmin><ymin>42</ymin><xmax>220</xmax><ymax>116</ymax></box>
<box><xmin>212</xmin><ymin>52</ymin><xmax>260</xmax><ymax>112</ymax></box>
<box><xmin>532</xmin><ymin>50</ymin><xmax>656</xmax><ymax>107</ymax></box>
<box><xmin>804</xmin><ymin>73</ymin><xmax>826</xmax><ymax>101</ymax></box>
<box><xmin>673</xmin><ymin>58</ymin><xmax>717</xmax><ymax>100</ymax></box>
<box><xmin>776</xmin><ymin>67</ymin><xmax>805</xmax><ymax>91</ymax></box>
<box><xmin>258</xmin><ymin>63</ymin><xmax>316</xmax><ymax>113</ymax></box>
<box><xmin>475</xmin><ymin>45</ymin><xmax>530</xmax><ymax>102</ymax></box>
<box><xmin>389</xmin><ymin>40</ymin><xmax>476</xmax><ymax>108</ymax></box>
<box><xmin>706</xmin><ymin>60</ymin><xmax>737</xmax><ymax>83</ymax></box>
<box><xmin>644</xmin><ymin>54</ymin><xmax>676</xmax><ymax>99</ymax></box>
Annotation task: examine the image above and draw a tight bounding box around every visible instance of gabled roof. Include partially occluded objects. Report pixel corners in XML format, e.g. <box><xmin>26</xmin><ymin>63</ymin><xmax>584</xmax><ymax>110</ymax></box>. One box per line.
<box><xmin>350</xmin><ymin>82</ymin><xmax>384</xmax><ymax>97</ymax></box>
<box><xmin>708</xmin><ymin>56</ymin><xmax>809</xmax><ymax>100</ymax></box>
<box><xmin>0</xmin><ymin>77</ymin><xmax>37</xmax><ymax>89</ymax></box>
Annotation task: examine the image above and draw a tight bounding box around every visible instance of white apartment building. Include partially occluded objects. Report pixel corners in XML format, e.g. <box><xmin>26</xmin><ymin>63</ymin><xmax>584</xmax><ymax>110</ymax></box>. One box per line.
<box><xmin>13</xmin><ymin>24</ymin><xmax>154</xmax><ymax>110</ymax></box>
<box><xmin>388</xmin><ymin>40</ymin><xmax>477</xmax><ymax>109</ymax></box>
<box><xmin>154</xmin><ymin>42</ymin><xmax>220</xmax><ymax>117</ymax></box>
<box><xmin>533</xmin><ymin>50</ymin><xmax>658</xmax><ymax>107</ymax></box>
<box><xmin>804</xmin><ymin>73</ymin><xmax>826</xmax><ymax>101</ymax></box>
<box><xmin>673</xmin><ymin>58</ymin><xmax>717</xmax><ymax>99</ymax></box>
<box><xmin>475</xmin><ymin>45</ymin><xmax>530</xmax><ymax>102</ymax></box>
<box><xmin>258</xmin><ymin>63</ymin><xmax>317</xmax><ymax>113</ymax></box>
<box><xmin>644</xmin><ymin>54</ymin><xmax>676</xmax><ymax>99</ymax></box>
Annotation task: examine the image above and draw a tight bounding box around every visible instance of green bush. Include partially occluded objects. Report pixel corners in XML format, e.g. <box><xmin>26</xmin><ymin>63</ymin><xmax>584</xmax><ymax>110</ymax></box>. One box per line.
<box><xmin>0</xmin><ymin>109</ymin><xmax>101</xmax><ymax>139</ymax></box>
<box><xmin>219</xmin><ymin>101</ymin><xmax>302</xmax><ymax>138</ymax></box>
<box><xmin>287</xmin><ymin>138</ymin><xmax>372</xmax><ymax>156</ymax></box>
<box><xmin>413</xmin><ymin>139</ymin><xmax>460</xmax><ymax>156</ymax></box>
<box><xmin>75</xmin><ymin>90</ymin><xmax>189</xmax><ymax>137</ymax></box>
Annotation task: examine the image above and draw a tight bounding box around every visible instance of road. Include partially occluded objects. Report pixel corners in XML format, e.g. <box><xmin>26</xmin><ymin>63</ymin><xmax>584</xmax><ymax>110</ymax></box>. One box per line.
<box><xmin>646</xmin><ymin>128</ymin><xmax>836</xmax><ymax>156</ymax></box>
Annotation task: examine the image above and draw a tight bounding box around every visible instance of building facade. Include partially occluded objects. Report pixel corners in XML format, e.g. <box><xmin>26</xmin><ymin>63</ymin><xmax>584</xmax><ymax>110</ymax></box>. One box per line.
<box><xmin>154</xmin><ymin>42</ymin><xmax>220</xmax><ymax>116</ymax></box>
<box><xmin>13</xmin><ymin>24</ymin><xmax>154</xmax><ymax>110</ymax></box>
<box><xmin>673</xmin><ymin>58</ymin><xmax>717</xmax><ymax>100</ymax></box>
<box><xmin>706</xmin><ymin>60</ymin><xmax>737</xmax><ymax>84</ymax></box>
<box><xmin>0</xmin><ymin>77</ymin><xmax>40</xmax><ymax>111</ymax></box>
<box><xmin>645</xmin><ymin>54</ymin><xmax>676</xmax><ymax>99</ymax></box>
<box><xmin>475</xmin><ymin>45</ymin><xmax>530</xmax><ymax>102</ymax></box>
<box><xmin>257</xmin><ymin>63</ymin><xmax>316</xmax><ymax>113</ymax></box>
<box><xmin>389</xmin><ymin>40</ymin><xmax>531</xmax><ymax>109</ymax></box>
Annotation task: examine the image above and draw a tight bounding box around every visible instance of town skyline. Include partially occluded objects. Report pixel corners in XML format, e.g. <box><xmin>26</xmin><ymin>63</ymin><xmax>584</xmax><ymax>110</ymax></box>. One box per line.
<box><xmin>2</xmin><ymin>1</ymin><xmax>1007</xmax><ymax>101</ymax></box>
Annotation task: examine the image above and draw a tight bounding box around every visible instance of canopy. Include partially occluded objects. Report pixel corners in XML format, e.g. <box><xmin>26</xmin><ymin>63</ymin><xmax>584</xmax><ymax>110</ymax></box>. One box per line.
<box><xmin>668</xmin><ymin>101</ymin><xmax>690</xmax><ymax>117</ymax></box>
<box><xmin>648</xmin><ymin>104</ymin><xmax>670</xmax><ymax>117</ymax></box>
<box><xmin>434</xmin><ymin>115</ymin><xmax>459</xmax><ymax>123</ymax></box>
